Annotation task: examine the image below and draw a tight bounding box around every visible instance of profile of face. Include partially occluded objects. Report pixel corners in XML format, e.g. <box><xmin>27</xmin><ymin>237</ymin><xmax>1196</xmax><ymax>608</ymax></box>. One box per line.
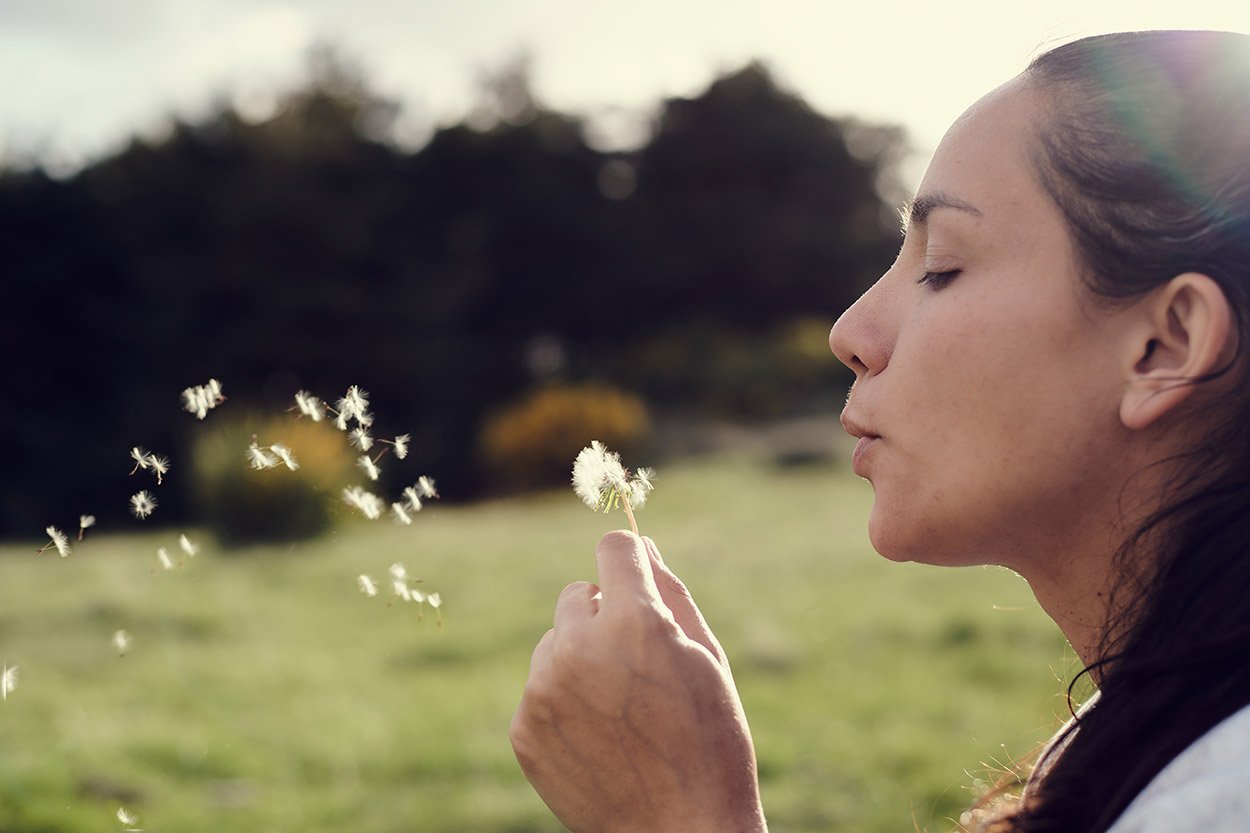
<box><xmin>830</xmin><ymin>78</ymin><xmax>1152</xmax><ymax>574</ymax></box>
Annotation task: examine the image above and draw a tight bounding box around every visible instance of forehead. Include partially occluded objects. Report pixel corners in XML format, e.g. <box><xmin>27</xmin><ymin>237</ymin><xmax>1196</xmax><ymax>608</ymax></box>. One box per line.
<box><xmin>912</xmin><ymin>79</ymin><xmax>1049</xmax><ymax>226</ymax></box>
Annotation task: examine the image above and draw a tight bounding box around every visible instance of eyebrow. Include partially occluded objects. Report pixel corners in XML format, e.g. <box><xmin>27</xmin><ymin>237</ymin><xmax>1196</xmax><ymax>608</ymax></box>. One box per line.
<box><xmin>901</xmin><ymin>192</ymin><xmax>982</xmax><ymax>228</ymax></box>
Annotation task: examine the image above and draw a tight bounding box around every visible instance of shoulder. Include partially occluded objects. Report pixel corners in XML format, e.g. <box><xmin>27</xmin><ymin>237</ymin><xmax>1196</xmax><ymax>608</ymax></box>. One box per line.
<box><xmin>1107</xmin><ymin>703</ymin><xmax>1250</xmax><ymax>832</ymax></box>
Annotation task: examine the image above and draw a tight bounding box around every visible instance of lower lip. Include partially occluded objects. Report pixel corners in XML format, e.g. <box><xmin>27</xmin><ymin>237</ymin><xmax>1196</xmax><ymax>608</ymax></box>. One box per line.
<box><xmin>851</xmin><ymin>436</ymin><xmax>879</xmax><ymax>476</ymax></box>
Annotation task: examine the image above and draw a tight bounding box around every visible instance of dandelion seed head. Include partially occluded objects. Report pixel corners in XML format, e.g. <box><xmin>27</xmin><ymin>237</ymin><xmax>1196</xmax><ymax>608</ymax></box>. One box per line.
<box><xmin>572</xmin><ymin>442</ymin><xmax>653</xmax><ymax>522</ymax></box>
<box><xmin>2</xmin><ymin>663</ymin><xmax>17</xmax><ymax>701</ymax></box>
<box><xmin>572</xmin><ymin>441</ymin><xmax>628</xmax><ymax>510</ymax></box>
<box><xmin>130</xmin><ymin>491</ymin><xmax>157</xmax><ymax>519</ymax></box>
<box><xmin>390</xmin><ymin>502</ymin><xmax>412</xmax><ymax>525</ymax></box>
<box><xmin>392</xmin><ymin>434</ymin><xmax>410</xmax><ymax>459</ymax></box>
<box><xmin>178</xmin><ymin>534</ymin><xmax>199</xmax><ymax>557</ymax></box>
<box><xmin>357</xmin><ymin>574</ymin><xmax>378</xmax><ymax>596</ymax></box>
<box><xmin>357</xmin><ymin>455</ymin><xmax>380</xmax><ymax>481</ymax></box>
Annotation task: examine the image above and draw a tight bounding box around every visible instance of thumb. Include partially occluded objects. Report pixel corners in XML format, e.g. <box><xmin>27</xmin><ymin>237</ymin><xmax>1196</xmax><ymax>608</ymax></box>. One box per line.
<box><xmin>642</xmin><ymin>537</ymin><xmax>728</xmax><ymax>665</ymax></box>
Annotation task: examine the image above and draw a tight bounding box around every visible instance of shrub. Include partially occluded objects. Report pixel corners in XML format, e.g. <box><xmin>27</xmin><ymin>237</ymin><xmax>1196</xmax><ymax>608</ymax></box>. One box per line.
<box><xmin>189</xmin><ymin>411</ymin><xmax>358</xmax><ymax>547</ymax></box>
<box><xmin>477</xmin><ymin>383</ymin><xmax>651</xmax><ymax>492</ymax></box>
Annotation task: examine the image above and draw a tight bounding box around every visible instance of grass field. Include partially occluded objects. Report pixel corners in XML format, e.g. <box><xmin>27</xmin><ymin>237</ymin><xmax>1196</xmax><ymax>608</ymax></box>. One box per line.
<box><xmin>0</xmin><ymin>452</ymin><xmax>1079</xmax><ymax>833</ymax></box>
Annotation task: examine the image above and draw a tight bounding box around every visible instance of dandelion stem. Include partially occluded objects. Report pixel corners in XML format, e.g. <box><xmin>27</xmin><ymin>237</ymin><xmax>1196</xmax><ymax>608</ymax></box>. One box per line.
<box><xmin>621</xmin><ymin>496</ymin><xmax>639</xmax><ymax>536</ymax></box>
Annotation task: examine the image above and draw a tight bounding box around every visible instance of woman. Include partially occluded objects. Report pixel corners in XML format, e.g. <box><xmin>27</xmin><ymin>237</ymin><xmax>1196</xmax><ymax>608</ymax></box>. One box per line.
<box><xmin>509</xmin><ymin>30</ymin><xmax>1250</xmax><ymax>832</ymax></box>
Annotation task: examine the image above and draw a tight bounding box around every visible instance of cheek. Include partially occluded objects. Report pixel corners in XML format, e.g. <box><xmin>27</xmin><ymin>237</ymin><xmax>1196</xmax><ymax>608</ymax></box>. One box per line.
<box><xmin>865</xmin><ymin>309</ymin><xmax>1092</xmax><ymax>563</ymax></box>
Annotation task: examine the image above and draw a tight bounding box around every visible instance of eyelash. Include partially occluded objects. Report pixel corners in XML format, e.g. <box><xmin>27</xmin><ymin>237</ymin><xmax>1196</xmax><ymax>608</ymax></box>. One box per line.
<box><xmin>917</xmin><ymin>269</ymin><xmax>961</xmax><ymax>288</ymax></box>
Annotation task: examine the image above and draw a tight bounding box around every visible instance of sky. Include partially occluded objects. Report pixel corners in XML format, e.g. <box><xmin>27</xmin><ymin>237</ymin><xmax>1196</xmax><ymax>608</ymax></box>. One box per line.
<box><xmin>4</xmin><ymin>0</ymin><xmax>1250</xmax><ymax>187</ymax></box>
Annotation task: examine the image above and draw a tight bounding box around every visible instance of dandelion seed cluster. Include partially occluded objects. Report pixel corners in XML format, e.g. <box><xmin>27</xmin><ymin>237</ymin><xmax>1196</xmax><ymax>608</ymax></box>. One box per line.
<box><xmin>18</xmin><ymin>375</ymin><xmax>445</xmax><ymax>827</ymax></box>
<box><xmin>355</xmin><ymin>561</ymin><xmax>444</xmax><ymax>625</ymax></box>
<box><xmin>571</xmin><ymin>441</ymin><xmax>655</xmax><ymax>535</ymax></box>
<box><xmin>181</xmin><ymin>378</ymin><xmax>226</xmax><ymax>420</ymax></box>
<box><xmin>288</xmin><ymin>386</ymin><xmax>433</xmax><ymax>522</ymax></box>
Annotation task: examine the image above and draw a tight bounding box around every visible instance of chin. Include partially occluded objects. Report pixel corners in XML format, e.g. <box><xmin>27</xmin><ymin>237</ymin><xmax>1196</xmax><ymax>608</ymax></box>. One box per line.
<box><xmin>868</xmin><ymin>518</ymin><xmax>984</xmax><ymax>568</ymax></box>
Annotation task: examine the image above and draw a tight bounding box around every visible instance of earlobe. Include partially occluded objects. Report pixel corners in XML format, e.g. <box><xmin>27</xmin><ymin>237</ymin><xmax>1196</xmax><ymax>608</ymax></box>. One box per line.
<box><xmin>1120</xmin><ymin>273</ymin><xmax>1235</xmax><ymax>430</ymax></box>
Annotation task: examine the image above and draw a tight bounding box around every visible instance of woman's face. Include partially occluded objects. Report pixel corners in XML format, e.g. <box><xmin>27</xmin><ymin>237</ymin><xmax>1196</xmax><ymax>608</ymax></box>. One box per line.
<box><xmin>830</xmin><ymin>80</ymin><xmax>1141</xmax><ymax>572</ymax></box>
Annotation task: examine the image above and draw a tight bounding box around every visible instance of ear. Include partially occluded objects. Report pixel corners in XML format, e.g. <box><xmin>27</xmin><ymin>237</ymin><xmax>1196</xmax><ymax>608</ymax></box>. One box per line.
<box><xmin>1120</xmin><ymin>273</ymin><xmax>1235</xmax><ymax>430</ymax></box>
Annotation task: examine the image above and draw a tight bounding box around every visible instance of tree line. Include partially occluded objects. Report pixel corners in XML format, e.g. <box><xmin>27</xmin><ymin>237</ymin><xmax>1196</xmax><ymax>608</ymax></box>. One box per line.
<box><xmin>0</xmin><ymin>50</ymin><xmax>905</xmax><ymax>536</ymax></box>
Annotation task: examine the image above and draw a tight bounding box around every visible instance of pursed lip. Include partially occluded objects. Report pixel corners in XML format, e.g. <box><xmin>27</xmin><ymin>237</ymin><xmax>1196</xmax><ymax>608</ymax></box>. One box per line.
<box><xmin>840</xmin><ymin>410</ymin><xmax>881</xmax><ymax>476</ymax></box>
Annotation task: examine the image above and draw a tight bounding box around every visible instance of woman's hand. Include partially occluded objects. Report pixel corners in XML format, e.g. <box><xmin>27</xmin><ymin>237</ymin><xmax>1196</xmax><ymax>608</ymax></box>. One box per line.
<box><xmin>510</xmin><ymin>530</ymin><xmax>767</xmax><ymax>833</ymax></box>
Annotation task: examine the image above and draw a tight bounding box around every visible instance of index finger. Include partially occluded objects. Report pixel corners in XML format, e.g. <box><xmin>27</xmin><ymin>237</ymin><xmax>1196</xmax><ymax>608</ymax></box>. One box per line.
<box><xmin>594</xmin><ymin>530</ymin><xmax>664</xmax><ymax>608</ymax></box>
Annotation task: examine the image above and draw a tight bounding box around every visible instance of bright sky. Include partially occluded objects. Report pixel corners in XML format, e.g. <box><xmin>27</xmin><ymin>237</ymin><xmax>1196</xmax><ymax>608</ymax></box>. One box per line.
<box><xmin>4</xmin><ymin>0</ymin><xmax>1250</xmax><ymax>187</ymax></box>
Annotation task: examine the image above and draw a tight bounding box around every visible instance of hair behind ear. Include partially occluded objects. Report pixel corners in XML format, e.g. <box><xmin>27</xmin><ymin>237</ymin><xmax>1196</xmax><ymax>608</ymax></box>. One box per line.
<box><xmin>1120</xmin><ymin>272</ymin><xmax>1236</xmax><ymax>430</ymax></box>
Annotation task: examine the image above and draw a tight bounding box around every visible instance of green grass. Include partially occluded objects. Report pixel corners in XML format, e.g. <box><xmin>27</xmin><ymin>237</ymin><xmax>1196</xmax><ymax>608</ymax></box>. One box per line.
<box><xmin>1</xmin><ymin>454</ymin><xmax>1077</xmax><ymax>833</ymax></box>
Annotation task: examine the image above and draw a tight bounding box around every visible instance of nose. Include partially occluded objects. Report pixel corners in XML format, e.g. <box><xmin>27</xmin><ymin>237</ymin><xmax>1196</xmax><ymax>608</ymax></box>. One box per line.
<box><xmin>829</xmin><ymin>281</ymin><xmax>890</xmax><ymax>378</ymax></box>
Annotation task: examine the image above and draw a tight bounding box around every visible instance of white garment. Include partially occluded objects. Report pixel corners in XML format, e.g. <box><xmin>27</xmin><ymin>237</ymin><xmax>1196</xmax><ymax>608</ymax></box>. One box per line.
<box><xmin>1105</xmin><ymin>702</ymin><xmax>1250</xmax><ymax>832</ymax></box>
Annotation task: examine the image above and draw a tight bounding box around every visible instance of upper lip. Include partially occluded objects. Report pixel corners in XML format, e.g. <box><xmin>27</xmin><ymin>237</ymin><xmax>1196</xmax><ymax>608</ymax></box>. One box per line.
<box><xmin>840</xmin><ymin>410</ymin><xmax>878</xmax><ymax>440</ymax></box>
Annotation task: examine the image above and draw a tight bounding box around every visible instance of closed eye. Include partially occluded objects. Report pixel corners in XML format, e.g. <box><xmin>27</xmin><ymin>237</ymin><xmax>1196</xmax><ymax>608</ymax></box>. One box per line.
<box><xmin>917</xmin><ymin>269</ymin><xmax>961</xmax><ymax>288</ymax></box>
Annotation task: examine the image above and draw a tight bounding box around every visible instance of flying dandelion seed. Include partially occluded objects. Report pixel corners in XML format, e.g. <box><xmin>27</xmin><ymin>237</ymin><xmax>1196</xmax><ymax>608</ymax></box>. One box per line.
<box><xmin>388</xmin><ymin>563</ymin><xmax>408</xmax><ymax>582</ymax></box>
<box><xmin>112</xmin><ymin>629</ymin><xmax>132</xmax><ymax>657</ymax></box>
<box><xmin>117</xmin><ymin>806</ymin><xmax>141</xmax><ymax>830</ymax></box>
<box><xmin>349</xmin><ymin>427</ymin><xmax>374</xmax><ymax>451</ymax></box>
<box><xmin>345</xmin><ymin>385</ymin><xmax>369</xmax><ymax>416</ymax></box>
<box><xmin>391</xmin><ymin>434</ymin><xmax>410</xmax><ymax>459</ymax></box>
<box><xmin>2</xmin><ymin>663</ymin><xmax>17</xmax><ymax>701</ymax></box>
<box><xmin>269</xmin><ymin>443</ymin><xmax>299</xmax><ymax>471</ymax></box>
<box><xmin>343</xmin><ymin>486</ymin><xmax>384</xmax><ymax>520</ymax></box>
<box><xmin>178</xmin><ymin>534</ymin><xmax>199</xmax><ymax>557</ymax></box>
<box><xmin>428</xmin><ymin>592</ymin><xmax>443</xmax><ymax>626</ymax></box>
<box><xmin>78</xmin><ymin>515</ymin><xmax>95</xmax><ymax>541</ymax></box>
<box><xmin>37</xmin><ymin>525</ymin><xmax>71</xmax><ymax>557</ymax></box>
<box><xmin>392</xmin><ymin>579</ymin><xmax>412</xmax><ymax>602</ymax></box>
<box><xmin>357</xmin><ymin>574</ymin><xmax>378</xmax><ymax>596</ymax></box>
<box><xmin>246</xmin><ymin>443</ymin><xmax>279</xmax><ymax>470</ymax></box>
<box><xmin>156</xmin><ymin>547</ymin><xmax>174</xmax><ymax>570</ymax></box>
<box><xmin>358</xmin><ymin>455</ymin><xmax>380</xmax><ymax>481</ymax></box>
<box><xmin>130</xmin><ymin>491</ymin><xmax>157</xmax><ymax>519</ymax></box>
<box><xmin>402</xmin><ymin>487</ymin><xmax>423</xmax><ymax>513</ymax></box>
<box><xmin>293</xmin><ymin>390</ymin><xmax>324</xmax><ymax>421</ymax></box>
<box><xmin>148</xmin><ymin>454</ymin><xmax>170</xmax><ymax>485</ymax></box>
<box><xmin>391</xmin><ymin>502</ymin><xmax>412</xmax><ymax>525</ymax></box>
<box><xmin>129</xmin><ymin>447</ymin><xmax>152</xmax><ymax>474</ymax></box>
<box><xmin>571</xmin><ymin>441</ymin><xmax>654</xmax><ymax>535</ymax></box>
<box><xmin>416</xmin><ymin>476</ymin><xmax>438</xmax><ymax>499</ymax></box>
